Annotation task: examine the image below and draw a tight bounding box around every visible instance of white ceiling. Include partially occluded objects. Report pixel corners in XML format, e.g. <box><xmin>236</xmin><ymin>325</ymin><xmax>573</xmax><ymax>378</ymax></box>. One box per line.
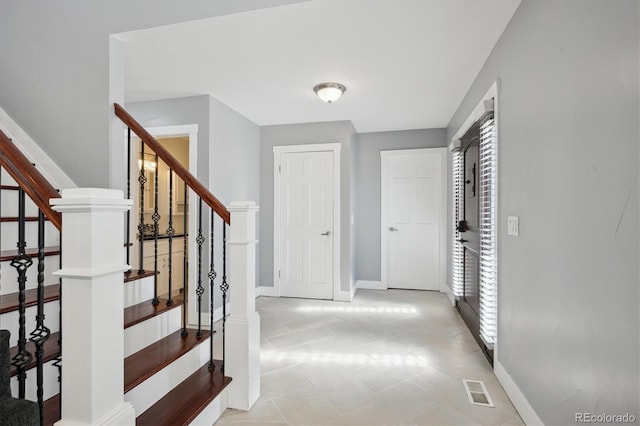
<box><xmin>119</xmin><ymin>0</ymin><xmax>520</xmax><ymax>133</ymax></box>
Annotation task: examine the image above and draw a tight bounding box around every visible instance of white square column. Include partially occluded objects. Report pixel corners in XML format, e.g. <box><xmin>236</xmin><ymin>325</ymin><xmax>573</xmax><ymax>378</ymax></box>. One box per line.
<box><xmin>51</xmin><ymin>188</ymin><xmax>135</xmax><ymax>425</ymax></box>
<box><xmin>225</xmin><ymin>201</ymin><xmax>260</xmax><ymax>411</ymax></box>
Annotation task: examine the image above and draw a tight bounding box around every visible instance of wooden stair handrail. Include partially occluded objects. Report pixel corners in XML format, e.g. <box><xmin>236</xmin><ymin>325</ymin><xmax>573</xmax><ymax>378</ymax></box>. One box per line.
<box><xmin>114</xmin><ymin>103</ymin><xmax>230</xmax><ymax>225</ymax></box>
<box><xmin>0</xmin><ymin>130</ymin><xmax>62</xmax><ymax>230</ymax></box>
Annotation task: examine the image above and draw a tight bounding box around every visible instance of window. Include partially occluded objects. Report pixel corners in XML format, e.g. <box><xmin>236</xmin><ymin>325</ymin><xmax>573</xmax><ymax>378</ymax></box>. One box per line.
<box><xmin>478</xmin><ymin>114</ymin><xmax>497</xmax><ymax>349</ymax></box>
<box><xmin>452</xmin><ymin>150</ymin><xmax>464</xmax><ymax>298</ymax></box>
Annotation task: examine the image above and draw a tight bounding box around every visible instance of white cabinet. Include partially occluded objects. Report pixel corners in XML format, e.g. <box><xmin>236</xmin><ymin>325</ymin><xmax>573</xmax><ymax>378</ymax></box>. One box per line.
<box><xmin>143</xmin><ymin>237</ymin><xmax>186</xmax><ymax>299</ymax></box>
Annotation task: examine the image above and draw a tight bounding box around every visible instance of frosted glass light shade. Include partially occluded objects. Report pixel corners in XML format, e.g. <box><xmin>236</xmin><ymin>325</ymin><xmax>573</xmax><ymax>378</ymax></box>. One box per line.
<box><xmin>314</xmin><ymin>83</ymin><xmax>346</xmax><ymax>103</ymax></box>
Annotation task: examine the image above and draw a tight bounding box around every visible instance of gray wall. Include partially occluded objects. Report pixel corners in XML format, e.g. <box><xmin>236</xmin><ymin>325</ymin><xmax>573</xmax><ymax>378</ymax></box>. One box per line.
<box><xmin>446</xmin><ymin>1</ymin><xmax>639</xmax><ymax>423</ymax></box>
<box><xmin>355</xmin><ymin>129</ymin><xmax>447</xmax><ymax>281</ymax></box>
<box><xmin>210</xmin><ymin>97</ymin><xmax>260</xmax><ymax>205</ymax></box>
<box><xmin>259</xmin><ymin>121</ymin><xmax>354</xmax><ymax>293</ymax></box>
<box><xmin>350</xmin><ymin>127</ymin><xmax>358</xmax><ymax>286</ymax></box>
<box><xmin>0</xmin><ymin>0</ymin><xmax>304</xmax><ymax>188</ymax></box>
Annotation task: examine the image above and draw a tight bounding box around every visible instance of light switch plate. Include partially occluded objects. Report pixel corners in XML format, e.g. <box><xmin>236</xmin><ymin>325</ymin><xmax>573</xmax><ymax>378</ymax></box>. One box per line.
<box><xmin>507</xmin><ymin>216</ymin><xmax>519</xmax><ymax>236</ymax></box>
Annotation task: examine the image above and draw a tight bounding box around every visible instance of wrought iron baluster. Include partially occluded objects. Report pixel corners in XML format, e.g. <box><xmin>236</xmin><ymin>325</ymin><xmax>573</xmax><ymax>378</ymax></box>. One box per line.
<box><xmin>30</xmin><ymin>210</ymin><xmax>51</xmax><ymax>424</ymax></box>
<box><xmin>152</xmin><ymin>154</ymin><xmax>160</xmax><ymax>306</ymax></box>
<box><xmin>10</xmin><ymin>188</ymin><xmax>33</xmax><ymax>398</ymax></box>
<box><xmin>181</xmin><ymin>181</ymin><xmax>188</xmax><ymax>337</ymax></box>
<box><xmin>208</xmin><ymin>209</ymin><xmax>216</xmax><ymax>371</ymax></box>
<box><xmin>54</xmin><ymin>229</ymin><xmax>62</xmax><ymax>420</ymax></box>
<box><xmin>195</xmin><ymin>199</ymin><xmax>205</xmax><ymax>338</ymax></box>
<box><xmin>137</xmin><ymin>143</ymin><xmax>146</xmax><ymax>274</ymax></box>
<box><xmin>166</xmin><ymin>170</ymin><xmax>175</xmax><ymax>306</ymax></box>
<box><xmin>220</xmin><ymin>223</ymin><xmax>228</xmax><ymax>374</ymax></box>
<box><xmin>126</xmin><ymin>127</ymin><xmax>131</xmax><ymax>269</ymax></box>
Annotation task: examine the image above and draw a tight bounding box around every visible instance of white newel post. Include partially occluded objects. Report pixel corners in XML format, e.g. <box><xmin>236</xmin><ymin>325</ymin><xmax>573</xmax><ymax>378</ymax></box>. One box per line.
<box><xmin>225</xmin><ymin>201</ymin><xmax>260</xmax><ymax>410</ymax></box>
<box><xmin>51</xmin><ymin>188</ymin><xmax>135</xmax><ymax>425</ymax></box>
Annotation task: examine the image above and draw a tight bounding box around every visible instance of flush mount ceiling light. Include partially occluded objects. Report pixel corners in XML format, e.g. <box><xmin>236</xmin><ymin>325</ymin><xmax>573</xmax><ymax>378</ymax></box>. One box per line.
<box><xmin>314</xmin><ymin>82</ymin><xmax>346</xmax><ymax>104</ymax></box>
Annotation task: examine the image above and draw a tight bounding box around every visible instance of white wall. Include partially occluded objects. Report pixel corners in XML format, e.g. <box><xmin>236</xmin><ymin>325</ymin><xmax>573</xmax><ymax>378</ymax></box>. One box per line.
<box><xmin>259</xmin><ymin>121</ymin><xmax>355</xmax><ymax>293</ymax></box>
<box><xmin>0</xmin><ymin>0</ymin><xmax>304</xmax><ymax>188</ymax></box>
<box><xmin>447</xmin><ymin>1</ymin><xmax>639</xmax><ymax>423</ymax></box>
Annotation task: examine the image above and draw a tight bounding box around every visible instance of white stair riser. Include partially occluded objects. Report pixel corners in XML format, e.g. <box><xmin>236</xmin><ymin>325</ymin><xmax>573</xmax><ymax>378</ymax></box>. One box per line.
<box><xmin>189</xmin><ymin>388</ymin><xmax>228</xmax><ymax>426</ymax></box>
<box><xmin>123</xmin><ymin>276</ymin><xmax>154</xmax><ymax>308</ymax></box>
<box><xmin>124</xmin><ymin>337</ymin><xmax>210</xmax><ymax>415</ymax></box>
<box><xmin>124</xmin><ymin>308</ymin><xmax>181</xmax><ymax>357</ymax></box>
<box><xmin>10</xmin><ymin>359</ymin><xmax>60</xmax><ymax>402</ymax></box>
<box><xmin>0</xmin><ymin>255</ymin><xmax>60</xmax><ymax>295</ymax></box>
<box><xmin>1</xmin><ymin>221</ymin><xmax>60</xmax><ymax>251</ymax></box>
<box><xmin>1</xmin><ymin>190</ymin><xmax>41</xmax><ymax>217</ymax></box>
<box><xmin>1</xmin><ymin>301</ymin><xmax>60</xmax><ymax>347</ymax></box>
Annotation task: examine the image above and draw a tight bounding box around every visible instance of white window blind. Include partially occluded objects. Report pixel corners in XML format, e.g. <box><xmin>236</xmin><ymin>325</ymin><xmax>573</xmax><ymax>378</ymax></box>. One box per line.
<box><xmin>478</xmin><ymin>114</ymin><xmax>497</xmax><ymax>349</ymax></box>
<box><xmin>451</xmin><ymin>150</ymin><xmax>464</xmax><ymax>298</ymax></box>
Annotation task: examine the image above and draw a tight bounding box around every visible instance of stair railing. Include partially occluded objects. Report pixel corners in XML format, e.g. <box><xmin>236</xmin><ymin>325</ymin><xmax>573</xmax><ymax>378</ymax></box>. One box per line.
<box><xmin>0</xmin><ymin>130</ymin><xmax>62</xmax><ymax>425</ymax></box>
<box><xmin>114</xmin><ymin>103</ymin><xmax>229</xmax><ymax>373</ymax></box>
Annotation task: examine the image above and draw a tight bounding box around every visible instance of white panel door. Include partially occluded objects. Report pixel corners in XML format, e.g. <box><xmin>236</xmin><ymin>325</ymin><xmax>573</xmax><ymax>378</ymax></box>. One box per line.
<box><xmin>382</xmin><ymin>150</ymin><xmax>443</xmax><ymax>290</ymax></box>
<box><xmin>280</xmin><ymin>151</ymin><xmax>334</xmax><ymax>299</ymax></box>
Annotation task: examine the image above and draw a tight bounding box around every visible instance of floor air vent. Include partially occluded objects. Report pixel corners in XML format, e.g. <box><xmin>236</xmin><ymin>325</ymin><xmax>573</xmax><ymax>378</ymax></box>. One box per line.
<box><xmin>462</xmin><ymin>379</ymin><xmax>495</xmax><ymax>407</ymax></box>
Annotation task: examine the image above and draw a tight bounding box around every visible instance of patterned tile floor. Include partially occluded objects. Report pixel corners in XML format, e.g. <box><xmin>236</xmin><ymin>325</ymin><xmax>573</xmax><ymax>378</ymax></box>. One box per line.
<box><xmin>219</xmin><ymin>289</ymin><xmax>523</xmax><ymax>425</ymax></box>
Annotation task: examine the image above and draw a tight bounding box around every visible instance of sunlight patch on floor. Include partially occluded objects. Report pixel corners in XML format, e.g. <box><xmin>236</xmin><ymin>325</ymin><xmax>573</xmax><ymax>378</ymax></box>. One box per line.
<box><xmin>296</xmin><ymin>305</ymin><xmax>418</xmax><ymax>315</ymax></box>
<box><xmin>262</xmin><ymin>349</ymin><xmax>430</xmax><ymax>367</ymax></box>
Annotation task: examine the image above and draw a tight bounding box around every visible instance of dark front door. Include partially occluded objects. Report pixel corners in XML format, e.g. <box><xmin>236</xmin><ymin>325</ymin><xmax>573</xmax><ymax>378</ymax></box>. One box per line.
<box><xmin>456</xmin><ymin>131</ymin><xmax>493</xmax><ymax>363</ymax></box>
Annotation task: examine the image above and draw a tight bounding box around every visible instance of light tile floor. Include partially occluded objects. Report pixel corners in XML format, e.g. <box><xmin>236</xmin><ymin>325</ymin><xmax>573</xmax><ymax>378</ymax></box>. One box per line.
<box><xmin>219</xmin><ymin>289</ymin><xmax>523</xmax><ymax>426</ymax></box>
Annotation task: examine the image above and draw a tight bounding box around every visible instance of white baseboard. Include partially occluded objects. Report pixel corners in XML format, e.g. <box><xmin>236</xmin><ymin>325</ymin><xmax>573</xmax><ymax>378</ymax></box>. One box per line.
<box><xmin>255</xmin><ymin>286</ymin><xmax>276</xmax><ymax>298</ymax></box>
<box><xmin>334</xmin><ymin>289</ymin><xmax>353</xmax><ymax>302</ymax></box>
<box><xmin>0</xmin><ymin>105</ymin><xmax>76</xmax><ymax>190</ymax></box>
<box><xmin>494</xmin><ymin>360</ymin><xmax>544</xmax><ymax>426</ymax></box>
<box><xmin>442</xmin><ymin>284</ymin><xmax>455</xmax><ymax>306</ymax></box>
<box><xmin>355</xmin><ymin>280</ymin><xmax>386</xmax><ymax>290</ymax></box>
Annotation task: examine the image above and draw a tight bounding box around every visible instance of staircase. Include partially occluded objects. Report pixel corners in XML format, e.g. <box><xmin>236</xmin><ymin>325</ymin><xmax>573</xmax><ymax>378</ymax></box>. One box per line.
<box><xmin>0</xmin><ymin>107</ymin><xmax>260</xmax><ymax>426</ymax></box>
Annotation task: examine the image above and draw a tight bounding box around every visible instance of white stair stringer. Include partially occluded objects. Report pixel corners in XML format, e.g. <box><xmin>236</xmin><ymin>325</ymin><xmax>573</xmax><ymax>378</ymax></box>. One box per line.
<box><xmin>2</xmin><ymin>301</ymin><xmax>60</xmax><ymax>347</ymax></box>
<box><xmin>124</xmin><ymin>306</ymin><xmax>181</xmax><ymax>357</ymax></box>
<box><xmin>189</xmin><ymin>387</ymin><xmax>229</xmax><ymax>426</ymax></box>
<box><xmin>123</xmin><ymin>276</ymin><xmax>154</xmax><ymax>308</ymax></box>
<box><xmin>10</xmin><ymin>359</ymin><xmax>60</xmax><ymax>402</ymax></box>
<box><xmin>124</xmin><ymin>336</ymin><xmax>210</xmax><ymax>415</ymax></box>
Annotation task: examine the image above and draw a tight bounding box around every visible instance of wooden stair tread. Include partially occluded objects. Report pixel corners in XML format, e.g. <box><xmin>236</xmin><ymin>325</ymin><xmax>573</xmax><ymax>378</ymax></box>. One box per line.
<box><xmin>124</xmin><ymin>328</ymin><xmax>211</xmax><ymax>393</ymax></box>
<box><xmin>43</xmin><ymin>394</ymin><xmax>60</xmax><ymax>426</ymax></box>
<box><xmin>0</xmin><ymin>244</ymin><xmax>129</xmax><ymax>261</ymax></box>
<box><xmin>136</xmin><ymin>361</ymin><xmax>231</xmax><ymax>426</ymax></box>
<box><xmin>0</xmin><ymin>216</ymin><xmax>50</xmax><ymax>222</ymax></box>
<box><xmin>0</xmin><ymin>246</ymin><xmax>60</xmax><ymax>261</ymax></box>
<box><xmin>9</xmin><ymin>331</ymin><xmax>60</xmax><ymax>376</ymax></box>
<box><xmin>0</xmin><ymin>283</ymin><xmax>60</xmax><ymax>314</ymax></box>
<box><xmin>124</xmin><ymin>269</ymin><xmax>156</xmax><ymax>283</ymax></box>
<box><xmin>124</xmin><ymin>297</ymin><xmax>183</xmax><ymax>329</ymax></box>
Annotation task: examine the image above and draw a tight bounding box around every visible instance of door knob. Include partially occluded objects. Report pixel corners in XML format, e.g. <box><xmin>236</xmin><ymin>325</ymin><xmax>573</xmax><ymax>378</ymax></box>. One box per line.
<box><xmin>389</xmin><ymin>227</ymin><xmax>399</xmax><ymax>232</ymax></box>
<box><xmin>457</xmin><ymin>238</ymin><xmax>468</xmax><ymax>243</ymax></box>
<box><xmin>321</xmin><ymin>231</ymin><xmax>330</xmax><ymax>236</ymax></box>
